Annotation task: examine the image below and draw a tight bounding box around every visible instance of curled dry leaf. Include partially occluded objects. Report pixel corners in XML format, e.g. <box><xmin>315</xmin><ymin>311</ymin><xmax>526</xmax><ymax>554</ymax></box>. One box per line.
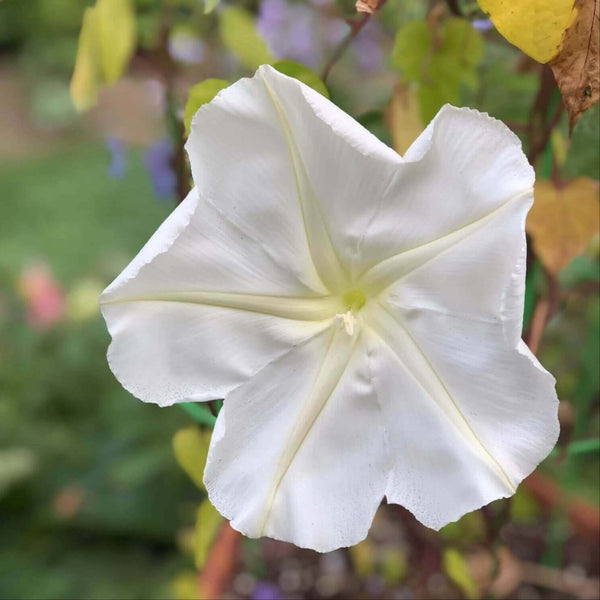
<box><xmin>527</xmin><ymin>178</ymin><xmax>600</xmax><ymax>274</ymax></box>
<box><xmin>356</xmin><ymin>0</ymin><xmax>378</xmax><ymax>14</ymax></box>
<box><xmin>550</xmin><ymin>0</ymin><xmax>600</xmax><ymax>130</ymax></box>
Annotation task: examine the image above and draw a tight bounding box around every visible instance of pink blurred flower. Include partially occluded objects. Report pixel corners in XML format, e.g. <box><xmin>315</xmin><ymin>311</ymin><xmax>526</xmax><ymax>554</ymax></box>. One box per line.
<box><xmin>18</xmin><ymin>262</ymin><xmax>66</xmax><ymax>329</ymax></box>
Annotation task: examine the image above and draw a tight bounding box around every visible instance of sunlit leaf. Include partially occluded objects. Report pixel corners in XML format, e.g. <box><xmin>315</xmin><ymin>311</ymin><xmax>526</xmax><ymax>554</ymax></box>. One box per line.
<box><xmin>477</xmin><ymin>0</ymin><xmax>577</xmax><ymax>63</ymax></box>
<box><xmin>527</xmin><ymin>178</ymin><xmax>600</xmax><ymax>274</ymax></box>
<box><xmin>272</xmin><ymin>60</ymin><xmax>329</xmax><ymax>98</ymax></box>
<box><xmin>184</xmin><ymin>79</ymin><xmax>229</xmax><ymax>136</ymax></box>
<box><xmin>443</xmin><ymin>548</ymin><xmax>479</xmax><ymax>600</ymax></box>
<box><xmin>550</xmin><ymin>0</ymin><xmax>599</xmax><ymax>130</ymax></box>
<box><xmin>203</xmin><ymin>0</ymin><xmax>220</xmax><ymax>14</ymax></box>
<box><xmin>70</xmin><ymin>7</ymin><xmax>101</xmax><ymax>111</ymax></box>
<box><xmin>172</xmin><ymin>426</ymin><xmax>211</xmax><ymax>490</ymax></box>
<box><xmin>195</xmin><ymin>499</ymin><xmax>224</xmax><ymax>570</ymax></box>
<box><xmin>96</xmin><ymin>0</ymin><xmax>136</xmax><ymax>84</ymax></box>
<box><xmin>219</xmin><ymin>6</ymin><xmax>274</xmax><ymax>70</ymax></box>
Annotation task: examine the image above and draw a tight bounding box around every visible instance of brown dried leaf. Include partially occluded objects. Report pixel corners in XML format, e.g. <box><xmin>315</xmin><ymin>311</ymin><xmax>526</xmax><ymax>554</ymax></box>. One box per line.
<box><xmin>551</xmin><ymin>0</ymin><xmax>600</xmax><ymax>130</ymax></box>
<box><xmin>527</xmin><ymin>178</ymin><xmax>599</xmax><ymax>274</ymax></box>
<box><xmin>356</xmin><ymin>0</ymin><xmax>378</xmax><ymax>14</ymax></box>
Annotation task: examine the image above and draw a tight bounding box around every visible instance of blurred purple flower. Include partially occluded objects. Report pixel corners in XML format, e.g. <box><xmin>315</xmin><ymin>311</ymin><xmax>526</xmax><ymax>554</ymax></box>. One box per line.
<box><xmin>472</xmin><ymin>18</ymin><xmax>494</xmax><ymax>31</ymax></box>
<box><xmin>169</xmin><ymin>30</ymin><xmax>206</xmax><ymax>64</ymax></box>
<box><xmin>252</xmin><ymin>581</ymin><xmax>281</xmax><ymax>600</ymax></box>
<box><xmin>106</xmin><ymin>137</ymin><xmax>127</xmax><ymax>179</ymax></box>
<box><xmin>144</xmin><ymin>138</ymin><xmax>177</xmax><ymax>200</ymax></box>
<box><xmin>352</xmin><ymin>19</ymin><xmax>385</xmax><ymax>73</ymax></box>
<box><xmin>258</xmin><ymin>0</ymin><xmax>320</xmax><ymax>67</ymax></box>
<box><xmin>258</xmin><ymin>0</ymin><xmax>346</xmax><ymax>69</ymax></box>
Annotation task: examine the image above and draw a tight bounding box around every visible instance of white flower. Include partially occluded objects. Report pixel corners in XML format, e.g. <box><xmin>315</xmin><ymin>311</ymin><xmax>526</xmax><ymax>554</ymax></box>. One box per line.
<box><xmin>100</xmin><ymin>65</ymin><xmax>559</xmax><ymax>552</ymax></box>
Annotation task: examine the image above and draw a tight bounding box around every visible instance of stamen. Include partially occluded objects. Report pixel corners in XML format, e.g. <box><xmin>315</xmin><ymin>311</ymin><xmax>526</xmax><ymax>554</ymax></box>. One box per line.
<box><xmin>336</xmin><ymin>310</ymin><xmax>356</xmax><ymax>336</ymax></box>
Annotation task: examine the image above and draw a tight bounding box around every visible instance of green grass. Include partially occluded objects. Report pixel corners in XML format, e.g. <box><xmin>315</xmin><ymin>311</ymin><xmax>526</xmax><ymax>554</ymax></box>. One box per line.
<box><xmin>0</xmin><ymin>141</ymin><xmax>199</xmax><ymax>600</ymax></box>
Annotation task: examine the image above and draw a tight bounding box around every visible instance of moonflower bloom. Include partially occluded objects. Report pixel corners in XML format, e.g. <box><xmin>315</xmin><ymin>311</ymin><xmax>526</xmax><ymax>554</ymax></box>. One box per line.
<box><xmin>100</xmin><ymin>66</ymin><xmax>559</xmax><ymax>552</ymax></box>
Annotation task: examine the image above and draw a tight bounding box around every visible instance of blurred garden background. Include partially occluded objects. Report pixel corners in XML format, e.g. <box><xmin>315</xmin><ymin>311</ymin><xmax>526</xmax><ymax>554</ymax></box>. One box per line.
<box><xmin>0</xmin><ymin>0</ymin><xmax>598</xmax><ymax>598</ymax></box>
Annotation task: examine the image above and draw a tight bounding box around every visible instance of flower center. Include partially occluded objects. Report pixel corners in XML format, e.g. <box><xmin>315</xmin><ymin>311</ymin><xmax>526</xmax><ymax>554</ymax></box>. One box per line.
<box><xmin>342</xmin><ymin>288</ymin><xmax>367</xmax><ymax>312</ymax></box>
<box><xmin>336</xmin><ymin>289</ymin><xmax>367</xmax><ymax>336</ymax></box>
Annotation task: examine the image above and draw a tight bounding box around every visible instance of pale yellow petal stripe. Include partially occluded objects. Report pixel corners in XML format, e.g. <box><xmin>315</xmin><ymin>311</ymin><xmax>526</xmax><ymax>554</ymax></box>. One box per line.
<box><xmin>358</xmin><ymin>189</ymin><xmax>532</xmax><ymax>295</ymax></box>
<box><xmin>100</xmin><ymin>290</ymin><xmax>342</xmax><ymax>322</ymax></box>
<box><xmin>260</xmin><ymin>70</ymin><xmax>350</xmax><ymax>293</ymax></box>
<box><xmin>259</xmin><ymin>324</ymin><xmax>360</xmax><ymax>534</ymax></box>
<box><xmin>364</xmin><ymin>302</ymin><xmax>516</xmax><ymax>494</ymax></box>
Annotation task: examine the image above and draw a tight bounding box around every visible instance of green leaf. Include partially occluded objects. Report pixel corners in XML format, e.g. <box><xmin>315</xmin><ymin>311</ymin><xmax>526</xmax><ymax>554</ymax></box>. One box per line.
<box><xmin>272</xmin><ymin>60</ymin><xmax>329</xmax><ymax>98</ymax></box>
<box><xmin>179</xmin><ymin>401</ymin><xmax>217</xmax><ymax>427</ymax></box>
<box><xmin>194</xmin><ymin>499</ymin><xmax>223</xmax><ymax>569</ymax></box>
<box><xmin>442</xmin><ymin>548</ymin><xmax>479</xmax><ymax>600</ymax></box>
<box><xmin>392</xmin><ymin>20</ymin><xmax>432</xmax><ymax>80</ymax></box>
<box><xmin>219</xmin><ymin>6</ymin><xmax>274</xmax><ymax>70</ymax></box>
<box><xmin>564</xmin><ymin>102</ymin><xmax>600</xmax><ymax>180</ymax></box>
<box><xmin>392</xmin><ymin>18</ymin><xmax>483</xmax><ymax>122</ymax></box>
<box><xmin>172</xmin><ymin>426</ymin><xmax>211</xmax><ymax>490</ymax></box>
<box><xmin>184</xmin><ymin>79</ymin><xmax>229</xmax><ymax>135</ymax></box>
<box><xmin>96</xmin><ymin>0</ymin><xmax>136</xmax><ymax>84</ymax></box>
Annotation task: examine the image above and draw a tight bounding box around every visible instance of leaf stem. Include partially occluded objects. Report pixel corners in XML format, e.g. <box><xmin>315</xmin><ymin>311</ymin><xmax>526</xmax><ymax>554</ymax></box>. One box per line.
<box><xmin>549</xmin><ymin>438</ymin><xmax>600</xmax><ymax>458</ymax></box>
<box><xmin>320</xmin><ymin>0</ymin><xmax>389</xmax><ymax>83</ymax></box>
<box><xmin>180</xmin><ymin>402</ymin><xmax>217</xmax><ymax>427</ymax></box>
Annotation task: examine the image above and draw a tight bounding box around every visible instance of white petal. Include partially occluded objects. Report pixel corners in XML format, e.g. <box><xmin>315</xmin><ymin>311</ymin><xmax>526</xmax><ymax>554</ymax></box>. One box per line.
<box><xmin>100</xmin><ymin>188</ymin><xmax>337</xmax><ymax>406</ymax></box>
<box><xmin>374</xmin><ymin>190</ymin><xmax>532</xmax><ymax>345</ymax></box>
<box><xmin>189</xmin><ymin>65</ymin><xmax>403</xmax><ymax>286</ymax></box>
<box><xmin>204</xmin><ymin>326</ymin><xmax>389</xmax><ymax>552</ymax></box>
<box><xmin>355</xmin><ymin>105</ymin><xmax>535</xmax><ymax>278</ymax></box>
<box><xmin>363</xmin><ymin>302</ymin><xmax>558</xmax><ymax>529</ymax></box>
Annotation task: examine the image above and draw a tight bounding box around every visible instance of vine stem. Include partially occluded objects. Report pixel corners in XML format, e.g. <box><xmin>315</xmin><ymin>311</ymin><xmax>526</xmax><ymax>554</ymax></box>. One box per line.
<box><xmin>321</xmin><ymin>0</ymin><xmax>389</xmax><ymax>83</ymax></box>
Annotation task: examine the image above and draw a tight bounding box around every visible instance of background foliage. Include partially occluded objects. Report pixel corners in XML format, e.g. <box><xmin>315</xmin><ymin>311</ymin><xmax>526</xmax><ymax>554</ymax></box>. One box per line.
<box><xmin>0</xmin><ymin>0</ymin><xmax>598</xmax><ymax>599</ymax></box>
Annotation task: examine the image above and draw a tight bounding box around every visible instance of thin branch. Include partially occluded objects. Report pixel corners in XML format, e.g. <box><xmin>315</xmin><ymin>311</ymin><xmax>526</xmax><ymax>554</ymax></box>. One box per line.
<box><xmin>321</xmin><ymin>0</ymin><xmax>389</xmax><ymax>83</ymax></box>
<box><xmin>526</xmin><ymin>272</ymin><xmax>560</xmax><ymax>354</ymax></box>
<box><xmin>528</xmin><ymin>99</ymin><xmax>565</xmax><ymax>166</ymax></box>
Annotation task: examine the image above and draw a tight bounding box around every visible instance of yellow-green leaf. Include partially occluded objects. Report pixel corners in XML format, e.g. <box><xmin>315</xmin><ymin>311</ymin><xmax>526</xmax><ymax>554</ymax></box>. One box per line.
<box><xmin>219</xmin><ymin>6</ymin><xmax>274</xmax><ymax>70</ymax></box>
<box><xmin>184</xmin><ymin>79</ymin><xmax>229</xmax><ymax>135</ymax></box>
<box><xmin>348</xmin><ymin>539</ymin><xmax>376</xmax><ymax>580</ymax></box>
<box><xmin>96</xmin><ymin>0</ymin><xmax>137</xmax><ymax>84</ymax></box>
<box><xmin>442</xmin><ymin>548</ymin><xmax>479</xmax><ymax>600</ymax></box>
<box><xmin>172</xmin><ymin>426</ymin><xmax>211</xmax><ymax>490</ymax></box>
<box><xmin>272</xmin><ymin>60</ymin><xmax>329</xmax><ymax>98</ymax></box>
<box><xmin>527</xmin><ymin>178</ymin><xmax>600</xmax><ymax>274</ymax></box>
<box><xmin>170</xmin><ymin>571</ymin><xmax>198</xmax><ymax>600</ymax></box>
<box><xmin>203</xmin><ymin>0</ymin><xmax>220</xmax><ymax>14</ymax></box>
<box><xmin>70</xmin><ymin>7</ymin><xmax>101</xmax><ymax>111</ymax></box>
<box><xmin>477</xmin><ymin>0</ymin><xmax>577</xmax><ymax>63</ymax></box>
<box><xmin>195</xmin><ymin>499</ymin><xmax>224</xmax><ymax>570</ymax></box>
